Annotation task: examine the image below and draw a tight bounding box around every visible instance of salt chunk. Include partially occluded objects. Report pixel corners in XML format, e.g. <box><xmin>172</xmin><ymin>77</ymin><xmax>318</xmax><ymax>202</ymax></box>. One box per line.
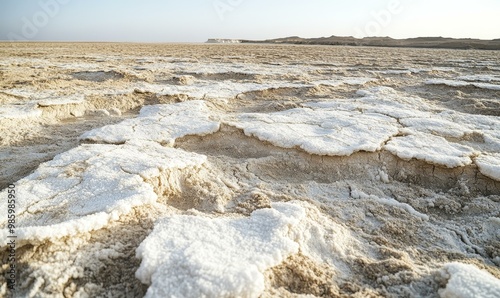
<box><xmin>136</xmin><ymin>202</ymin><xmax>305</xmax><ymax>298</ymax></box>
<box><xmin>0</xmin><ymin>141</ymin><xmax>206</xmax><ymax>242</ymax></box>
<box><xmin>80</xmin><ymin>100</ymin><xmax>220</xmax><ymax>144</ymax></box>
<box><xmin>426</xmin><ymin>79</ymin><xmax>500</xmax><ymax>91</ymax></box>
<box><xmin>384</xmin><ymin>133</ymin><xmax>477</xmax><ymax>168</ymax></box>
<box><xmin>475</xmin><ymin>153</ymin><xmax>500</xmax><ymax>181</ymax></box>
<box><xmin>400</xmin><ymin>117</ymin><xmax>473</xmax><ymax>139</ymax></box>
<box><xmin>108</xmin><ymin>107</ymin><xmax>122</xmax><ymax>116</ymax></box>
<box><xmin>229</xmin><ymin>108</ymin><xmax>399</xmax><ymax>156</ymax></box>
<box><xmin>439</xmin><ymin>263</ymin><xmax>500</xmax><ymax>298</ymax></box>
<box><xmin>86</xmin><ymin>109</ymin><xmax>110</xmax><ymax>117</ymax></box>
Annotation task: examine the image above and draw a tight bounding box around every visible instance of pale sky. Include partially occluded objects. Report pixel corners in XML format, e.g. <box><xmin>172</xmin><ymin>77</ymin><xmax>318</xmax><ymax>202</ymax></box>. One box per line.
<box><xmin>1</xmin><ymin>0</ymin><xmax>499</xmax><ymax>42</ymax></box>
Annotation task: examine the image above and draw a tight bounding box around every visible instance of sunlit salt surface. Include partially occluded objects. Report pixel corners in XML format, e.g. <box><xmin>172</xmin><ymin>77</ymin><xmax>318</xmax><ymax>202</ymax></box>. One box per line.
<box><xmin>0</xmin><ymin>141</ymin><xmax>206</xmax><ymax>241</ymax></box>
<box><xmin>229</xmin><ymin>108</ymin><xmax>399</xmax><ymax>156</ymax></box>
<box><xmin>80</xmin><ymin>100</ymin><xmax>220</xmax><ymax>144</ymax></box>
<box><xmin>0</xmin><ymin>104</ymin><xmax>42</xmax><ymax>120</ymax></box>
<box><xmin>136</xmin><ymin>202</ymin><xmax>305</xmax><ymax>298</ymax></box>
<box><xmin>384</xmin><ymin>132</ymin><xmax>477</xmax><ymax>168</ymax></box>
<box><xmin>438</xmin><ymin>263</ymin><xmax>500</xmax><ymax>298</ymax></box>
<box><xmin>475</xmin><ymin>154</ymin><xmax>500</xmax><ymax>181</ymax></box>
<box><xmin>426</xmin><ymin>79</ymin><xmax>500</xmax><ymax>90</ymax></box>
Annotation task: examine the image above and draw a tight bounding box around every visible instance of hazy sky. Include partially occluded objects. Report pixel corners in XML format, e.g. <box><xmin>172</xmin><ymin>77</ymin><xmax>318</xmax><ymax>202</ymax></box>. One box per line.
<box><xmin>1</xmin><ymin>0</ymin><xmax>499</xmax><ymax>42</ymax></box>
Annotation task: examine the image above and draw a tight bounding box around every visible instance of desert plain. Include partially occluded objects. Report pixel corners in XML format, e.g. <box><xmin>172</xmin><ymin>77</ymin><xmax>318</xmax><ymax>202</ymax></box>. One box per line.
<box><xmin>0</xmin><ymin>43</ymin><xmax>500</xmax><ymax>297</ymax></box>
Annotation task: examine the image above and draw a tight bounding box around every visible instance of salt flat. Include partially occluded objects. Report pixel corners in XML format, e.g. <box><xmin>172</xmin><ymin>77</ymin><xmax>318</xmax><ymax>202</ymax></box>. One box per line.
<box><xmin>0</xmin><ymin>43</ymin><xmax>499</xmax><ymax>297</ymax></box>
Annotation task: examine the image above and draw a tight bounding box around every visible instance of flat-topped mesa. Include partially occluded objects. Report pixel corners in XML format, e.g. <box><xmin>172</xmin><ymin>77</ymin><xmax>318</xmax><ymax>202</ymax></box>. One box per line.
<box><xmin>206</xmin><ymin>38</ymin><xmax>241</xmax><ymax>44</ymax></box>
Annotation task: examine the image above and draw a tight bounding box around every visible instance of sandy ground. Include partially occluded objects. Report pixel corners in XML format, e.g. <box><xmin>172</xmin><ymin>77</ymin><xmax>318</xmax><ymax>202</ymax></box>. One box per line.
<box><xmin>0</xmin><ymin>43</ymin><xmax>499</xmax><ymax>297</ymax></box>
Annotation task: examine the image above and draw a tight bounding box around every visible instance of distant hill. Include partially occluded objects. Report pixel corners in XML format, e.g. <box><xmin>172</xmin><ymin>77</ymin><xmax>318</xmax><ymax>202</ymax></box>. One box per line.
<box><xmin>233</xmin><ymin>36</ymin><xmax>500</xmax><ymax>50</ymax></box>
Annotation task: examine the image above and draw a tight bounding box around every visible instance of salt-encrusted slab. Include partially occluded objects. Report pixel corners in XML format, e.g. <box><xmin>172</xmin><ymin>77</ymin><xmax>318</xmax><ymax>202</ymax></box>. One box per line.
<box><xmin>229</xmin><ymin>108</ymin><xmax>399</xmax><ymax>156</ymax></box>
<box><xmin>80</xmin><ymin>100</ymin><xmax>220</xmax><ymax>144</ymax></box>
<box><xmin>136</xmin><ymin>202</ymin><xmax>305</xmax><ymax>298</ymax></box>
<box><xmin>0</xmin><ymin>141</ymin><xmax>206</xmax><ymax>242</ymax></box>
